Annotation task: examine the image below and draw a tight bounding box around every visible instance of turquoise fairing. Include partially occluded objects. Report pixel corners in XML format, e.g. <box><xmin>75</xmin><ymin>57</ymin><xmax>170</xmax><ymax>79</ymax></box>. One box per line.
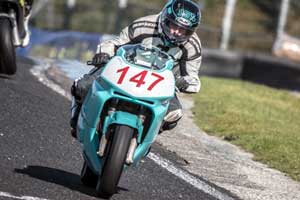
<box><xmin>78</xmin><ymin>78</ymin><xmax>170</xmax><ymax>173</ymax></box>
<box><xmin>77</xmin><ymin>44</ymin><xmax>175</xmax><ymax>174</ymax></box>
<box><xmin>102</xmin><ymin>111</ymin><xmax>143</xmax><ymax>137</ymax></box>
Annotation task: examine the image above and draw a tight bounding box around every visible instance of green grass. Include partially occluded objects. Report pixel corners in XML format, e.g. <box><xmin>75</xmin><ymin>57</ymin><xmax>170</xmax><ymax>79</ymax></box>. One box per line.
<box><xmin>192</xmin><ymin>76</ymin><xmax>300</xmax><ymax>181</ymax></box>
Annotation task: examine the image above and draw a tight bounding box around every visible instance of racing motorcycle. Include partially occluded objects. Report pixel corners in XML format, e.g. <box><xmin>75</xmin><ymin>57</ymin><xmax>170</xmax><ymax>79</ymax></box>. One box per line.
<box><xmin>76</xmin><ymin>44</ymin><xmax>175</xmax><ymax>197</ymax></box>
<box><xmin>0</xmin><ymin>0</ymin><xmax>27</xmax><ymax>75</ymax></box>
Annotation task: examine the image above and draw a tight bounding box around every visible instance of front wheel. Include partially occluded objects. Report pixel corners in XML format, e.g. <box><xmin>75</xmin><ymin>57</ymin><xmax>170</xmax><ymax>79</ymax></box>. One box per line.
<box><xmin>0</xmin><ymin>18</ymin><xmax>17</xmax><ymax>75</ymax></box>
<box><xmin>96</xmin><ymin>125</ymin><xmax>134</xmax><ymax>197</ymax></box>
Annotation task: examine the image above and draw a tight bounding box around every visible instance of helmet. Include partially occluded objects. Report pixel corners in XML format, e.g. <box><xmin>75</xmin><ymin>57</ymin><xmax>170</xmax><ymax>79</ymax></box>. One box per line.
<box><xmin>159</xmin><ymin>0</ymin><xmax>201</xmax><ymax>45</ymax></box>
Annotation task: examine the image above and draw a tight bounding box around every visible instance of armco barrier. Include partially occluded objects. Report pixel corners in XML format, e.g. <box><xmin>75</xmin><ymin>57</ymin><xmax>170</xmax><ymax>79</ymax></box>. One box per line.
<box><xmin>202</xmin><ymin>49</ymin><xmax>300</xmax><ymax>91</ymax></box>
<box><xmin>201</xmin><ymin>49</ymin><xmax>243</xmax><ymax>78</ymax></box>
<box><xmin>242</xmin><ymin>53</ymin><xmax>300</xmax><ymax>90</ymax></box>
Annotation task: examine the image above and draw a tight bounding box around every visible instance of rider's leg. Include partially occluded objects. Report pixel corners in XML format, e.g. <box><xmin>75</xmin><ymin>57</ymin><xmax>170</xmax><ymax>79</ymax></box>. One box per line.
<box><xmin>22</xmin><ymin>0</ymin><xmax>34</xmax><ymax>47</ymax></box>
<box><xmin>70</xmin><ymin>96</ymin><xmax>81</xmax><ymax>138</ymax></box>
<box><xmin>70</xmin><ymin>67</ymin><xmax>102</xmax><ymax>138</ymax></box>
<box><xmin>160</xmin><ymin>94</ymin><xmax>183</xmax><ymax>132</ymax></box>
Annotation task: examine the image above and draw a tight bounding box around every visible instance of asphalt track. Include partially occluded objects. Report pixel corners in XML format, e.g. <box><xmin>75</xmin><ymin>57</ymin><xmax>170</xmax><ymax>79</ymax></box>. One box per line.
<box><xmin>0</xmin><ymin>57</ymin><xmax>235</xmax><ymax>200</ymax></box>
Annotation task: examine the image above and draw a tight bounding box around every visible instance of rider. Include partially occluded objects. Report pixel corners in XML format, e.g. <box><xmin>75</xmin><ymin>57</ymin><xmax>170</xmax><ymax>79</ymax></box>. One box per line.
<box><xmin>70</xmin><ymin>0</ymin><xmax>202</xmax><ymax>138</ymax></box>
<box><xmin>23</xmin><ymin>0</ymin><xmax>34</xmax><ymax>46</ymax></box>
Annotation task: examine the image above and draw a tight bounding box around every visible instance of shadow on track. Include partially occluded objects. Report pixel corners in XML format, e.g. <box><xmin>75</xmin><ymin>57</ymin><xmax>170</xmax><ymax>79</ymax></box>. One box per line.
<box><xmin>0</xmin><ymin>74</ymin><xmax>13</xmax><ymax>79</ymax></box>
<box><xmin>14</xmin><ymin>166</ymin><xmax>129</xmax><ymax>198</ymax></box>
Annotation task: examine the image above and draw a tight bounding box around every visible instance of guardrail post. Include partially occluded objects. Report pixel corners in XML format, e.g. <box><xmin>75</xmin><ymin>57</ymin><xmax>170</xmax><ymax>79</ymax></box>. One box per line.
<box><xmin>115</xmin><ymin>0</ymin><xmax>128</xmax><ymax>33</ymax></box>
<box><xmin>220</xmin><ymin>0</ymin><xmax>237</xmax><ymax>50</ymax></box>
<box><xmin>277</xmin><ymin>0</ymin><xmax>290</xmax><ymax>39</ymax></box>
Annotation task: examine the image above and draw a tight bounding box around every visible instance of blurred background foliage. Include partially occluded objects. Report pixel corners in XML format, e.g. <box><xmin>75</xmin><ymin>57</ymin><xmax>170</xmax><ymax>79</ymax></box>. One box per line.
<box><xmin>32</xmin><ymin>0</ymin><xmax>300</xmax><ymax>53</ymax></box>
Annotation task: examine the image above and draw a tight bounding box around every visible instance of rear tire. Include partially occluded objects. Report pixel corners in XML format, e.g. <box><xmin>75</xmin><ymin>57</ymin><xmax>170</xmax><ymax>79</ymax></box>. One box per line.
<box><xmin>80</xmin><ymin>161</ymin><xmax>98</xmax><ymax>187</ymax></box>
<box><xmin>0</xmin><ymin>18</ymin><xmax>16</xmax><ymax>75</ymax></box>
<box><xmin>96</xmin><ymin>125</ymin><xmax>134</xmax><ymax>197</ymax></box>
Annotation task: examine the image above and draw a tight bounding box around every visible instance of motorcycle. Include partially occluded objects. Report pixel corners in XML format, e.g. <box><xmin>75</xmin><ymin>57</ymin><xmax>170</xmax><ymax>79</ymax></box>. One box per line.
<box><xmin>76</xmin><ymin>44</ymin><xmax>175</xmax><ymax>197</ymax></box>
<box><xmin>0</xmin><ymin>0</ymin><xmax>27</xmax><ymax>75</ymax></box>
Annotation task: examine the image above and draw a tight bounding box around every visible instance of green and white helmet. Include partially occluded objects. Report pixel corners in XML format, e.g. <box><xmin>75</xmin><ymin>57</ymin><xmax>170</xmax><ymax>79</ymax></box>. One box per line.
<box><xmin>159</xmin><ymin>0</ymin><xmax>201</xmax><ymax>45</ymax></box>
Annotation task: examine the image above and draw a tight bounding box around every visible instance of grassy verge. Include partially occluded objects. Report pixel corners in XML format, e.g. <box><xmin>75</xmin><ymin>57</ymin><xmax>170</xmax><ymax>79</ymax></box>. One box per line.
<box><xmin>192</xmin><ymin>76</ymin><xmax>300</xmax><ymax>181</ymax></box>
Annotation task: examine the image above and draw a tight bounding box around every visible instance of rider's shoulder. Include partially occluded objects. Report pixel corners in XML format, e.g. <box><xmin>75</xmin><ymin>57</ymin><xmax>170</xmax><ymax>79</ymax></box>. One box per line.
<box><xmin>133</xmin><ymin>14</ymin><xmax>160</xmax><ymax>23</ymax></box>
<box><xmin>130</xmin><ymin>14</ymin><xmax>159</xmax><ymax>28</ymax></box>
<box><xmin>182</xmin><ymin>33</ymin><xmax>202</xmax><ymax>59</ymax></box>
<box><xmin>127</xmin><ymin>14</ymin><xmax>160</xmax><ymax>39</ymax></box>
<box><xmin>185</xmin><ymin>33</ymin><xmax>201</xmax><ymax>49</ymax></box>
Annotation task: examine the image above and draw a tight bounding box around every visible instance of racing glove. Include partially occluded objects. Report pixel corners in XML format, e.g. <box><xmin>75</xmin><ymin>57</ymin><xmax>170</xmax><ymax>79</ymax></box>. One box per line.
<box><xmin>89</xmin><ymin>52</ymin><xmax>110</xmax><ymax>68</ymax></box>
<box><xmin>176</xmin><ymin>76</ymin><xmax>197</xmax><ymax>93</ymax></box>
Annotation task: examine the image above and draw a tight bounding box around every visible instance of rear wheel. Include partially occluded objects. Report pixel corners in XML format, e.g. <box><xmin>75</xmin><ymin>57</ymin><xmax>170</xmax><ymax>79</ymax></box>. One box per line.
<box><xmin>0</xmin><ymin>18</ymin><xmax>16</xmax><ymax>75</ymax></box>
<box><xmin>80</xmin><ymin>161</ymin><xmax>98</xmax><ymax>187</ymax></box>
<box><xmin>96</xmin><ymin>125</ymin><xmax>134</xmax><ymax>197</ymax></box>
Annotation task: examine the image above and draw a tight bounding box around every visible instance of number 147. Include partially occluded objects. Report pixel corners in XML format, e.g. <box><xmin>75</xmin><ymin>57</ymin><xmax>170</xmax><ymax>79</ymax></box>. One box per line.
<box><xmin>116</xmin><ymin>66</ymin><xmax>164</xmax><ymax>91</ymax></box>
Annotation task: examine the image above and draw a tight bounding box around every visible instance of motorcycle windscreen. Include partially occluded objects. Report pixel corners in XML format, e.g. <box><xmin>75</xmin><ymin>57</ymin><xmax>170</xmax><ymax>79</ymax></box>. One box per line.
<box><xmin>100</xmin><ymin>57</ymin><xmax>175</xmax><ymax>99</ymax></box>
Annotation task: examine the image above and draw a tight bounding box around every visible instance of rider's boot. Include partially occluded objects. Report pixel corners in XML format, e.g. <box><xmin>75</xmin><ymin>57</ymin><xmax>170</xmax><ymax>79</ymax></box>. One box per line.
<box><xmin>159</xmin><ymin>108</ymin><xmax>182</xmax><ymax>134</ymax></box>
<box><xmin>70</xmin><ymin>97</ymin><xmax>82</xmax><ymax>138</ymax></box>
<box><xmin>159</xmin><ymin>121</ymin><xmax>178</xmax><ymax>134</ymax></box>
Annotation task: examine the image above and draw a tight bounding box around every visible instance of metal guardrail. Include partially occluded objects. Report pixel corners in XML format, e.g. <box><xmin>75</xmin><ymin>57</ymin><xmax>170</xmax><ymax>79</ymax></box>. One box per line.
<box><xmin>202</xmin><ymin>49</ymin><xmax>300</xmax><ymax>91</ymax></box>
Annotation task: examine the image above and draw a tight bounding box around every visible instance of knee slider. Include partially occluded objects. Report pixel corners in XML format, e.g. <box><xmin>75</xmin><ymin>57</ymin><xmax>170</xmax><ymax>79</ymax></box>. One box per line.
<box><xmin>161</xmin><ymin>121</ymin><xmax>178</xmax><ymax>131</ymax></box>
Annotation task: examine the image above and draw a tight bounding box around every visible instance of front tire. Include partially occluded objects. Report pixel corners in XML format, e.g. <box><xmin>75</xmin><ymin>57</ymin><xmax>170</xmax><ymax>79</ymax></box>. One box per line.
<box><xmin>96</xmin><ymin>125</ymin><xmax>134</xmax><ymax>197</ymax></box>
<box><xmin>0</xmin><ymin>18</ymin><xmax>16</xmax><ymax>75</ymax></box>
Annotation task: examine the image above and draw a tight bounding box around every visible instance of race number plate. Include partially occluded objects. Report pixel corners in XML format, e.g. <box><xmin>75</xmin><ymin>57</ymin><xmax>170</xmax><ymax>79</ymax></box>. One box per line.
<box><xmin>101</xmin><ymin>57</ymin><xmax>175</xmax><ymax>98</ymax></box>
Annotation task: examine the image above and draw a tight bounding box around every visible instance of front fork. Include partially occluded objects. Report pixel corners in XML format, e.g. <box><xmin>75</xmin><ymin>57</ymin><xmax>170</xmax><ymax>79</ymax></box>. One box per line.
<box><xmin>0</xmin><ymin>9</ymin><xmax>20</xmax><ymax>46</ymax></box>
<box><xmin>126</xmin><ymin>113</ymin><xmax>145</xmax><ymax>164</ymax></box>
<box><xmin>96</xmin><ymin>102</ymin><xmax>146</xmax><ymax>165</ymax></box>
<box><xmin>96</xmin><ymin>105</ymin><xmax>116</xmax><ymax>157</ymax></box>
<box><xmin>97</xmin><ymin>129</ymin><xmax>138</xmax><ymax>165</ymax></box>
<box><xmin>9</xmin><ymin>10</ymin><xmax>21</xmax><ymax>46</ymax></box>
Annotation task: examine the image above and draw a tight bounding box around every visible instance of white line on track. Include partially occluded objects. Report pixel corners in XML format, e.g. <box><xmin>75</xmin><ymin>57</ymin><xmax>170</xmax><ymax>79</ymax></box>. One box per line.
<box><xmin>30</xmin><ymin>62</ymin><xmax>234</xmax><ymax>200</ymax></box>
<box><xmin>148</xmin><ymin>153</ymin><xmax>234</xmax><ymax>200</ymax></box>
<box><xmin>0</xmin><ymin>191</ymin><xmax>49</xmax><ymax>200</ymax></box>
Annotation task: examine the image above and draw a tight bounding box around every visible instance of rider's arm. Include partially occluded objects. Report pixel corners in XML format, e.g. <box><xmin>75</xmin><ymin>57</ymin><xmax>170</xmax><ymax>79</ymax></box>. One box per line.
<box><xmin>96</xmin><ymin>15</ymin><xmax>159</xmax><ymax>56</ymax></box>
<box><xmin>178</xmin><ymin>56</ymin><xmax>202</xmax><ymax>93</ymax></box>
<box><xmin>177</xmin><ymin>35</ymin><xmax>202</xmax><ymax>93</ymax></box>
<box><xmin>96</xmin><ymin>26</ymin><xmax>131</xmax><ymax>56</ymax></box>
